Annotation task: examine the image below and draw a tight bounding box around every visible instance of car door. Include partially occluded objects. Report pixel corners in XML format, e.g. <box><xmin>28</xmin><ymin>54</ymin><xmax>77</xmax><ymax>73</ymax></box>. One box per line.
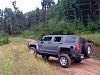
<box><xmin>38</xmin><ymin>36</ymin><xmax>52</xmax><ymax>53</ymax></box>
<box><xmin>50</xmin><ymin>36</ymin><xmax>63</xmax><ymax>53</ymax></box>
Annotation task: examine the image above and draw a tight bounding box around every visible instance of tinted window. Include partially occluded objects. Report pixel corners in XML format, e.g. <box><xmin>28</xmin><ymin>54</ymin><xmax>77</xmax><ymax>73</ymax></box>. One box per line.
<box><xmin>66</xmin><ymin>36</ymin><xmax>76</xmax><ymax>43</ymax></box>
<box><xmin>42</xmin><ymin>37</ymin><xmax>52</xmax><ymax>41</ymax></box>
<box><xmin>54</xmin><ymin>37</ymin><xmax>62</xmax><ymax>42</ymax></box>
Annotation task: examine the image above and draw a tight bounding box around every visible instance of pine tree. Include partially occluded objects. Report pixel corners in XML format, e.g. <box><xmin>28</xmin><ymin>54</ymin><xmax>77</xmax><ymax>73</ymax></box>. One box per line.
<box><xmin>41</xmin><ymin>0</ymin><xmax>55</xmax><ymax>22</ymax></box>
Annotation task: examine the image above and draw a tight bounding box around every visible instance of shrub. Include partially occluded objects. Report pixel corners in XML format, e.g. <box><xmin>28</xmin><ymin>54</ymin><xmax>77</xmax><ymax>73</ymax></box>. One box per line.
<box><xmin>0</xmin><ymin>32</ymin><xmax>9</xmax><ymax>46</ymax></box>
<box><xmin>21</xmin><ymin>29</ymin><xmax>34</xmax><ymax>37</ymax></box>
<box><xmin>21</xmin><ymin>29</ymin><xmax>41</xmax><ymax>39</ymax></box>
<box><xmin>36</xmin><ymin>18</ymin><xmax>84</xmax><ymax>35</ymax></box>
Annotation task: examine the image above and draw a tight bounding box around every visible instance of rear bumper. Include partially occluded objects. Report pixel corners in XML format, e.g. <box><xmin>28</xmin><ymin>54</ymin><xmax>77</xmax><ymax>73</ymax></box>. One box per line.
<box><xmin>77</xmin><ymin>54</ymin><xmax>90</xmax><ymax>59</ymax></box>
<box><xmin>78</xmin><ymin>54</ymin><xmax>84</xmax><ymax>59</ymax></box>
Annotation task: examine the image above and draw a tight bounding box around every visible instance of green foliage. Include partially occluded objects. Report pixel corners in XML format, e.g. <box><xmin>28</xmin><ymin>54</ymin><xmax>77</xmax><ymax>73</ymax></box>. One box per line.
<box><xmin>0</xmin><ymin>8</ymin><xmax>26</xmax><ymax>35</ymax></box>
<box><xmin>36</xmin><ymin>18</ymin><xmax>84</xmax><ymax>35</ymax></box>
<box><xmin>0</xmin><ymin>0</ymin><xmax>99</xmax><ymax>37</ymax></box>
<box><xmin>21</xmin><ymin>29</ymin><xmax>34</xmax><ymax>37</ymax></box>
<box><xmin>95</xmin><ymin>20</ymin><xmax>100</xmax><ymax>32</ymax></box>
<box><xmin>0</xmin><ymin>32</ymin><xmax>9</xmax><ymax>45</ymax></box>
<box><xmin>21</xmin><ymin>29</ymin><xmax>41</xmax><ymax>39</ymax></box>
<box><xmin>87</xmin><ymin>20</ymin><xmax>95</xmax><ymax>32</ymax></box>
<box><xmin>47</xmin><ymin>5</ymin><xmax>58</xmax><ymax>19</ymax></box>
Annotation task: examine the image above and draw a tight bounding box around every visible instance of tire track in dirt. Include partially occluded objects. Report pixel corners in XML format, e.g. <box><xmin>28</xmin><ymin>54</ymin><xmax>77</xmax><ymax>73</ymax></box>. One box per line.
<box><xmin>49</xmin><ymin>58</ymin><xmax>100</xmax><ymax>75</ymax></box>
<box><xmin>70</xmin><ymin>59</ymin><xmax>100</xmax><ymax>75</ymax></box>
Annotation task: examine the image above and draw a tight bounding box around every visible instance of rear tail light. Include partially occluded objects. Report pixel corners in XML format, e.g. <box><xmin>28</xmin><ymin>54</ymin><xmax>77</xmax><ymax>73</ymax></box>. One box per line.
<box><xmin>76</xmin><ymin>42</ymin><xmax>80</xmax><ymax>52</ymax></box>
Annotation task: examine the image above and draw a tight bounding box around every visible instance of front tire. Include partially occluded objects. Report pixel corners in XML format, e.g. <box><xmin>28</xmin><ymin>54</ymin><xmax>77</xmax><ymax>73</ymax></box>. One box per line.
<box><xmin>29</xmin><ymin>47</ymin><xmax>37</xmax><ymax>56</ymax></box>
<box><xmin>58</xmin><ymin>54</ymin><xmax>71</xmax><ymax>68</ymax></box>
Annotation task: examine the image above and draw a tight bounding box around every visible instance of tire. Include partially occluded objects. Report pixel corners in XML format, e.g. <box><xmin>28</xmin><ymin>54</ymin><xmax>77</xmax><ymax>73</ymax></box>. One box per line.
<box><xmin>74</xmin><ymin>59</ymin><xmax>82</xmax><ymax>63</ymax></box>
<box><xmin>42</xmin><ymin>55</ymin><xmax>50</xmax><ymax>60</ymax></box>
<box><xmin>58</xmin><ymin>54</ymin><xmax>71</xmax><ymax>68</ymax></box>
<box><xmin>29</xmin><ymin>47</ymin><xmax>37</xmax><ymax>56</ymax></box>
<box><xmin>83</xmin><ymin>44</ymin><xmax>91</xmax><ymax>58</ymax></box>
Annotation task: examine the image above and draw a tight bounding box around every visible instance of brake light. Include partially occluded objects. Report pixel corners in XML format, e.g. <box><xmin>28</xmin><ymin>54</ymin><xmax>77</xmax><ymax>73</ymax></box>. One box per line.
<box><xmin>76</xmin><ymin>42</ymin><xmax>80</xmax><ymax>52</ymax></box>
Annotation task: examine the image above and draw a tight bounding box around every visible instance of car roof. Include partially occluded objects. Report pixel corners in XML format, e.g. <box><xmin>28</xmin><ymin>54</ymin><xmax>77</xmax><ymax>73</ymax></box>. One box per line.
<box><xmin>44</xmin><ymin>35</ymin><xmax>79</xmax><ymax>37</ymax></box>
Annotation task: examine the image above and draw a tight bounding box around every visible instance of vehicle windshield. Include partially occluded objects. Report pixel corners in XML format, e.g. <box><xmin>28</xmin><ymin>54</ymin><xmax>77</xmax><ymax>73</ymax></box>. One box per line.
<box><xmin>66</xmin><ymin>36</ymin><xmax>76</xmax><ymax>43</ymax></box>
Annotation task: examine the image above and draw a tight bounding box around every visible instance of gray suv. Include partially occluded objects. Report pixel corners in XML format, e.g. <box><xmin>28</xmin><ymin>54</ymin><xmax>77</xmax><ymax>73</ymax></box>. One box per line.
<box><xmin>28</xmin><ymin>35</ymin><xmax>91</xmax><ymax>68</ymax></box>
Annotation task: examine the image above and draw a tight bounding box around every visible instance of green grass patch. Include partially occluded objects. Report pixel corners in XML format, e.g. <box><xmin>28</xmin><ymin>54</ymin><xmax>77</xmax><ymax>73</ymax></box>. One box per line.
<box><xmin>0</xmin><ymin>32</ymin><xmax>9</xmax><ymax>46</ymax></box>
<box><xmin>82</xmin><ymin>33</ymin><xmax>100</xmax><ymax>44</ymax></box>
<box><xmin>9</xmin><ymin>37</ymin><xmax>25</xmax><ymax>44</ymax></box>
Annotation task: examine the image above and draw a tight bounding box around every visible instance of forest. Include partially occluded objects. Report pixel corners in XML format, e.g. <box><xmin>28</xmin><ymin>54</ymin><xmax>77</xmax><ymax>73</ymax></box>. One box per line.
<box><xmin>0</xmin><ymin>0</ymin><xmax>100</xmax><ymax>39</ymax></box>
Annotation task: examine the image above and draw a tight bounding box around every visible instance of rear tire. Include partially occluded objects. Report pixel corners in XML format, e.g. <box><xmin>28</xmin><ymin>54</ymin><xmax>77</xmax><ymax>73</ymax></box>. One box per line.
<box><xmin>83</xmin><ymin>44</ymin><xmax>91</xmax><ymax>58</ymax></box>
<box><xmin>58</xmin><ymin>54</ymin><xmax>71</xmax><ymax>68</ymax></box>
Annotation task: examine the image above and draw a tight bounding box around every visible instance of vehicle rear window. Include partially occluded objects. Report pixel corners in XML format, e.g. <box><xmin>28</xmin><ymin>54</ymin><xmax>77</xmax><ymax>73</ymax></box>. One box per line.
<box><xmin>42</xmin><ymin>37</ymin><xmax>52</xmax><ymax>41</ymax></box>
<box><xmin>66</xmin><ymin>36</ymin><xmax>76</xmax><ymax>43</ymax></box>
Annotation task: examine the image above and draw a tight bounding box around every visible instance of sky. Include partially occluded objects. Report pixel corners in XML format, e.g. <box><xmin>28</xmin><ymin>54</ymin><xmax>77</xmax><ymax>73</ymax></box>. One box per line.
<box><xmin>0</xmin><ymin>0</ymin><xmax>58</xmax><ymax>13</ymax></box>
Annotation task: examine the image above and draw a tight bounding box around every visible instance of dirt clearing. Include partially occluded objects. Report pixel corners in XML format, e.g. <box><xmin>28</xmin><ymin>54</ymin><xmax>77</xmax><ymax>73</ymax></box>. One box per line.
<box><xmin>48</xmin><ymin>57</ymin><xmax>100</xmax><ymax>75</ymax></box>
<box><xmin>70</xmin><ymin>58</ymin><xmax>100</xmax><ymax>75</ymax></box>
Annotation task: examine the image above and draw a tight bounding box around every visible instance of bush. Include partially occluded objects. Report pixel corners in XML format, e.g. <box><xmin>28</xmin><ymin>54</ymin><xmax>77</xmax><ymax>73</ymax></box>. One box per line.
<box><xmin>21</xmin><ymin>29</ymin><xmax>34</xmax><ymax>37</ymax></box>
<box><xmin>36</xmin><ymin>18</ymin><xmax>84</xmax><ymax>35</ymax></box>
<box><xmin>87</xmin><ymin>20</ymin><xmax>95</xmax><ymax>32</ymax></box>
<box><xmin>21</xmin><ymin>18</ymin><xmax>99</xmax><ymax>40</ymax></box>
<box><xmin>0</xmin><ymin>32</ymin><xmax>9</xmax><ymax>46</ymax></box>
<box><xmin>21</xmin><ymin>29</ymin><xmax>41</xmax><ymax>39</ymax></box>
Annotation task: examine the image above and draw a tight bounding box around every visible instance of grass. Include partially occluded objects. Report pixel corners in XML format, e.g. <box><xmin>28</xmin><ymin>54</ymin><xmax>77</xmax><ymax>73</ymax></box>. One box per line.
<box><xmin>82</xmin><ymin>33</ymin><xmax>100</xmax><ymax>45</ymax></box>
<box><xmin>93</xmin><ymin>52</ymin><xmax>100</xmax><ymax>60</ymax></box>
<box><xmin>0</xmin><ymin>32</ymin><xmax>9</xmax><ymax>46</ymax></box>
<box><xmin>0</xmin><ymin>37</ymin><xmax>71</xmax><ymax>75</ymax></box>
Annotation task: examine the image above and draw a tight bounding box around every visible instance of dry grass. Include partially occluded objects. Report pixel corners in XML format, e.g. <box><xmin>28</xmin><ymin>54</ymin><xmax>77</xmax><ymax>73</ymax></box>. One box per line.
<box><xmin>0</xmin><ymin>37</ymin><xmax>71</xmax><ymax>75</ymax></box>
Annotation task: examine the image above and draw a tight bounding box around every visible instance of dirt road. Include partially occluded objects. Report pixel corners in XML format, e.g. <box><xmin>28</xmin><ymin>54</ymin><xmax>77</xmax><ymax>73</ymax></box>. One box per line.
<box><xmin>49</xmin><ymin>58</ymin><xmax>100</xmax><ymax>75</ymax></box>
<box><xmin>70</xmin><ymin>58</ymin><xmax>100</xmax><ymax>75</ymax></box>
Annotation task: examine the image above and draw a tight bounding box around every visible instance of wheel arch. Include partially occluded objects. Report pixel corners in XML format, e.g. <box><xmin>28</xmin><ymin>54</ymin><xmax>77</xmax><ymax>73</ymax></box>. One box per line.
<box><xmin>29</xmin><ymin>44</ymin><xmax>38</xmax><ymax>50</ymax></box>
<box><xmin>58</xmin><ymin>47</ymin><xmax>71</xmax><ymax>56</ymax></box>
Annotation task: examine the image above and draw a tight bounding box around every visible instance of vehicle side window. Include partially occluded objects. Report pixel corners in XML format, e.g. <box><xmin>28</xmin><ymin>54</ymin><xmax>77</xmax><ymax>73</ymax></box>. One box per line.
<box><xmin>42</xmin><ymin>37</ymin><xmax>52</xmax><ymax>41</ymax></box>
<box><xmin>54</xmin><ymin>37</ymin><xmax>62</xmax><ymax>42</ymax></box>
